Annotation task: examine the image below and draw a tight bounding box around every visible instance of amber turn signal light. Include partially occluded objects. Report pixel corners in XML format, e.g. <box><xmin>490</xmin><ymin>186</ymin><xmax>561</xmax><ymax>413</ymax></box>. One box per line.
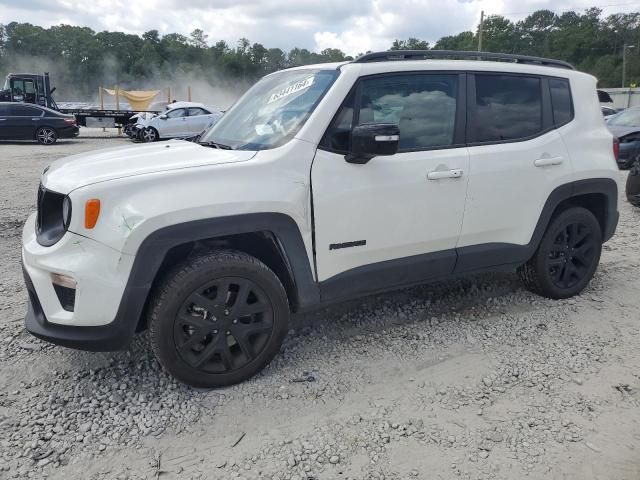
<box><xmin>84</xmin><ymin>199</ymin><xmax>101</xmax><ymax>229</ymax></box>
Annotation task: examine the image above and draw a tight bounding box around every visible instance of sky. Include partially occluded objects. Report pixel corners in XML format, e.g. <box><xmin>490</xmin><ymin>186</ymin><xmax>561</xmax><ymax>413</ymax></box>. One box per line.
<box><xmin>0</xmin><ymin>0</ymin><xmax>639</xmax><ymax>56</ymax></box>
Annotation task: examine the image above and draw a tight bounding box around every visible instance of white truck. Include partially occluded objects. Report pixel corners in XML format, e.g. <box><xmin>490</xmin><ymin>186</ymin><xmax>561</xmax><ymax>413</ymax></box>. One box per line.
<box><xmin>22</xmin><ymin>51</ymin><xmax>619</xmax><ymax>387</ymax></box>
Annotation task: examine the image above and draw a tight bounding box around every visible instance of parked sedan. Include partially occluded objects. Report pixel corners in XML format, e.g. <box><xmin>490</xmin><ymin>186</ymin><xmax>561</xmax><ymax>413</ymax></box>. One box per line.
<box><xmin>0</xmin><ymin>102</ymin><xmax>78</xmax><ymax>145</ymax></box>
<box><xmin>137</xmin><ymin>103</ymin><xmax>223</xmax><ymax>142</ymax></box>
<box><xmin>607</xmin><ymin>106</ymin><xmax>640</xmax><ymax>169</ymax></box>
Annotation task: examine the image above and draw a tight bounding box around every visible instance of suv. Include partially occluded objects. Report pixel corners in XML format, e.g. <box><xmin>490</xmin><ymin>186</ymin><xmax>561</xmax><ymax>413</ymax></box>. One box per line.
<box><xmin>22</xmin><ymin>51</ymin><xmax>619</xmax><ymax>388</ymax></box>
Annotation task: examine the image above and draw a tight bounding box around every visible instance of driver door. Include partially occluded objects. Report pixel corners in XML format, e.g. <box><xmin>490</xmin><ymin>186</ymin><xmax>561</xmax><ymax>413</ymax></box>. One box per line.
<box><xmin>311</xmin><ymin>72</ymin><xmax>470</xmax><ymax>297</ymax></box>
<box><xmin>161</xmin><ymin>108</ymin><xmax>187</xmax><ymax>137</ymax></box>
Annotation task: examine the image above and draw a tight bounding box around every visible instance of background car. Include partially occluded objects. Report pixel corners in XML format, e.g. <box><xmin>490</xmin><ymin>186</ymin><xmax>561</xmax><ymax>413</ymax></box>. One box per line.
<box><xmin>0</xmin><ymin>102</ymin><xmax>78</xmax><ymax>145</ymax></box>
<box><xmin>137</xmin><ymin>102</ymin><xmax>223</xmax><ymax>142</ymax></box>
<box><xmin>606</xmin><ymin>106</ymin><xmax>640</xmax><ymax>169</ymax></box>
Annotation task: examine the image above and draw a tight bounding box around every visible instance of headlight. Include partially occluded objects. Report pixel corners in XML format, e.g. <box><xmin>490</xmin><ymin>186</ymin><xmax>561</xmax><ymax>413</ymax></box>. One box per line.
<box><xmin>62</xmin><ymin>196</ymin><xmax>72</xmax><ymax>229</ymax></box>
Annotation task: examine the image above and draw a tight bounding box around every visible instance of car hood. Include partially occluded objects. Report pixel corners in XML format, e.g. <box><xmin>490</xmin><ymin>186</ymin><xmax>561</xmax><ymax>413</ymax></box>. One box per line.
<box><xmin>43</xmin><ymin>140</ymin><xmax>256</xmax><ymax>194</ymax></box>
<box><xmin>608</xmin><ymin>125</ymin><xmax>640</xmax><ymax>139</ymax></box>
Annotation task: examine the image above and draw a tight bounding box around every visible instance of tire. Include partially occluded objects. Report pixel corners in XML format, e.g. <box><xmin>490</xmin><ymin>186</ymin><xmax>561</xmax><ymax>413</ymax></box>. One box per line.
<box><xmin>36</xmin><ymin>127</ymin><xmax>58</xmax><ymax>145</ymax></box>
<box><xmin>518</xmin><ymin>207</ymin><xmax>602</xmax><ymax>299</ymax></box>
<box><xmin>148</xmin><ymin>250</ymin><xmax>289</xmax><ymax>388</ymax></box>
<box><xmin>141</xmin><ymin>127</ymin><xmax>158</xmax><ymax>142</ymax></box>
<box><xmin>626</xmin><ymin>163</ymin><xmax>640</xmax><ymax>207</ymax></box>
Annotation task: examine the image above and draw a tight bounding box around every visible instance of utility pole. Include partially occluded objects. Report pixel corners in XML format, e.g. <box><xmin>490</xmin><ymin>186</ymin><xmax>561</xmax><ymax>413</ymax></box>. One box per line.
<box><xmin>478</xmin><ymin>10</ymin><xmax>485</xmax><ymax>52</ymax></box>
<box><xmin>622</xmin><ymin>44</ymin><xmax>635</xmax><ymax>88</ymax></box>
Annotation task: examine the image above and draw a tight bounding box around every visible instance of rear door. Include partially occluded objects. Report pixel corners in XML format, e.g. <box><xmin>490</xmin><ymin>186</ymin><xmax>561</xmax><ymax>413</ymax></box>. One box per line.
<box><xmin>456</xmin><ymin>73</ymin><xmax>573</xmax><ymax>271</ymax></box>
<box><xmin>186</xmin><ymin>107</ymin><xmax>210</xmax><ymax>134</ymax></box>
<box><xmin>9</xmin><ymin>104</ymin><xmax>44</xmax><ymax>139</ymax></box>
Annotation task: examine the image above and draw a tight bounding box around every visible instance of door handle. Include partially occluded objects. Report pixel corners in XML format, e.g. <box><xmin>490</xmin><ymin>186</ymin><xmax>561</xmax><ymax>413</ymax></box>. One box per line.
<box><xmin>534</xmin><ymin>156</ymin><xmax>563</xmax><ymax>167</ymax></box>
<box><xmin>0</xmin><ymin>119</ymin><xmax>6</xmax><ymax>121</ymax></box>
<box><xmin>31</xmin><ymin>118</ymin><xmax>40</xmax><ymax>121</ymax></box>
<box><xmin>427</xmin><ymin>168</ymin><xmax>463</xmax><ymax>180</ymax></box>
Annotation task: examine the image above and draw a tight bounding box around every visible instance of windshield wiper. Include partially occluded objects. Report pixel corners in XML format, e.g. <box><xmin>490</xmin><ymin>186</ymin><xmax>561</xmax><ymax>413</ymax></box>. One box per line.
<box><xmin>199</xmin><ymin>141</ymin><xmax>233</xmax><ymax>150</ymax></box>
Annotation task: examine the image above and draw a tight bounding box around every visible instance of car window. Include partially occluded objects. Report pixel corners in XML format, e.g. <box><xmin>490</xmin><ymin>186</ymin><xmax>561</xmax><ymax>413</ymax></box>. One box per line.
<box><xmin>471</xmin><ymin>74</ymin><xmax>543</xmax><ymax>143</ymax></box>
<box><xmin>187</xmin><ymin>108</ymin><xmax>206</xmax><ymax>116</ymax></box>
<box><xmin>549</xmin><ymin>78</ymin><xmax>573</xmax><ymax>127</ymax></box>
<box><xmin>11</xmin><ymin>105</ymin><xmax>42</xmax><ymax>116</ymax></box>
<box><xmin>321</xmin><ymin>74</ymin><xmax>458</xmax><ymax>153</ymax></box>
<box><xmin>320</xmin><ymin>91</ymin><xmax>355</xmax><ymax>153</ymax></box>
<box><xmin>166</xmin><ymin>108</ymin><xmax>185</xmax><ymax>119</ymax></box>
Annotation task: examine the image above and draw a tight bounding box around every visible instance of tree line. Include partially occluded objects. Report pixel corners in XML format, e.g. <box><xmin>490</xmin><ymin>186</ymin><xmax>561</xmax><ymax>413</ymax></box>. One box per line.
<box><xmin>0</xmin><ymin>7</ymin><xmax>638</xmax><ymax>101</ymax></box>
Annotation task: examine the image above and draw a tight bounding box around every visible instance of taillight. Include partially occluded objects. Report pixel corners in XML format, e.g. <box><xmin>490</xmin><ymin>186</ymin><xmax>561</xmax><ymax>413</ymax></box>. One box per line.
<box><xmin>63</xmin><ymin>118</ymin><xmax>76</xmax><ymax>125</ymax></box>
<box><xmin>613</xmin><ymin>137</ymin><xmax>620</xmax><ymax>161</ymax></box>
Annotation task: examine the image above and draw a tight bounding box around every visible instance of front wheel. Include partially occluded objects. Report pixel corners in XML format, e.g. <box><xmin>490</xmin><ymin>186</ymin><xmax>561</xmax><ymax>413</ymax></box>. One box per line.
<box><xmin>141</xmin><ymin>127</ymin><xmax>158</xmax><ymax>142</ymax></box>
<box><xmin>518</xmin><ymin>207</ymin><xmax>602</xmax><ymax>299</ymax></box>
<box><xmin>36</xmin><ymin>127</ymin><xmax>58</xmax><ymax>145</ymax></box>
<box><xmin>148</xmin><ymin>250</ymin><xmax>289</xmax><ymax>388</ymax></box>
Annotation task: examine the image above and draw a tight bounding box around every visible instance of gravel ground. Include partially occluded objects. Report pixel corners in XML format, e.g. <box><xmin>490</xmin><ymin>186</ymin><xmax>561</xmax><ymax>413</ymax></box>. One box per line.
<box><xmin>1</xmin><ymin>131</ymin><xmax>639</xmax><ymax>480</ymax></box>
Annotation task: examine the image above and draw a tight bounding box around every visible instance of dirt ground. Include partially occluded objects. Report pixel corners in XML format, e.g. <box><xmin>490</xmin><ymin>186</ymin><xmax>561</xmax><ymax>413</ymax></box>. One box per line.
<box><xmin>0</xmin><ymin>130</ymin><xmax>639</xmax><ymax>480</ymax></box>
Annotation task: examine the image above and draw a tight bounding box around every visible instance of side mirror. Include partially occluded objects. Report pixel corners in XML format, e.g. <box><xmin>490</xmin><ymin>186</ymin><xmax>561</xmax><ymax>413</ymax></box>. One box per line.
<box><xmin>159</xmin><ymin>114</ymin><xmax>168</xmax><ymax>120</ymax></box>
<box><xmin>345</xmin><ymin>124</ymin><xmax>399</xmax><ymax>164</ymax></box>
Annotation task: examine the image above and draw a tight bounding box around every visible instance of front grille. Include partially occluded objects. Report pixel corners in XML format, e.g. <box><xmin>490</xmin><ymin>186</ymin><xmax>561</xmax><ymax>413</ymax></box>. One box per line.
<box><xmin>35</xmin><ymin>185</ymin><xmax>68</xmax><ymax>246</ymax></box>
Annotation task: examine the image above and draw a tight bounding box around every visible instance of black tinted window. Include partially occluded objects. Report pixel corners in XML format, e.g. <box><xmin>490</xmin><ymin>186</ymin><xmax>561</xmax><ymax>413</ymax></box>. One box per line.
<box><xmin>12</xmin><ymin>105</ymin><xmax>42</xmax><ymax>116</ymax></box>
<box><xmin>320</xmin><ymin>91</ymin><xmax>355</xmax><ymax>153</ymax></box>
<box><xmin>321</xmin><ymin>74</ymin><xmax>458</xmax><ymax>153</ymax></box>
<box><xmin>472</xmin><ymin>75</ymin><xmax>542</xmax><ymax>142</ymax></box>
<box><xmin>549</xmin><ymin>78</ymin><xmax>573</xmax><ymax>126</ymax></box>
<box><xmin>360</xmin><ymin>74</ymin><xmax>457</xmax><ymax>150</ymax></box>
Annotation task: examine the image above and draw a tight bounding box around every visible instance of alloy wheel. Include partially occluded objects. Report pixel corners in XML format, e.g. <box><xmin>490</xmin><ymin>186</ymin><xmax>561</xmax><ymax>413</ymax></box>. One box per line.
<box><xmin>546</xmin><ymin>222</ymin><xmax>597</xmax><ymax>289</ymax></box>
<box><xmin>142</xmin><ymin>128</ymin><xmax>157</xmax><ymax>142</ymax></box>
<box><xmin>37</xmin><ymin>128</ymin><xmax>56</xmax><ymax>145</ymax></box>
<box><xmin>174</xmin><ymin>277</ymin><xmax>274</xmax><ymax>373</ymax></box>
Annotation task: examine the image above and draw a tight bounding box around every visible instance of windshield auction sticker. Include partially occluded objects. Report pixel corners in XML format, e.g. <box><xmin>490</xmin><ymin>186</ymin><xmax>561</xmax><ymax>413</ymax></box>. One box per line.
<box><xmin>267</xmin><ymin>76</ymin><xmax>315</xmax><ymax>104</ymax></box>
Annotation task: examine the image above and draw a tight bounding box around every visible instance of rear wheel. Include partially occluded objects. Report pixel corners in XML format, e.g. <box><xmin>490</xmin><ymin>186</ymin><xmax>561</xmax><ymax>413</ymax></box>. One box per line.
<box><xmin>518</xmin><ymin>207</ymin><xmax>602</xmax><ymax>299</ymax></box>
<box><xmin>626</xmin><ymin>163</ymin><xmax>640</xmax><ymax>207</ymax></box>
<box><xmin>149</xmin><ymin>250</ymin><xmax>289</xmax><ymax>388</ymax></box>
<box><xmin>142</xmin><ymin>127</ymin><xmax>158</xmax><ymax>142</ymax></box>
<box><xmin>36</xmin><ymin>127</ymin><xmax>57</xmax><ymax>145</ymax></box>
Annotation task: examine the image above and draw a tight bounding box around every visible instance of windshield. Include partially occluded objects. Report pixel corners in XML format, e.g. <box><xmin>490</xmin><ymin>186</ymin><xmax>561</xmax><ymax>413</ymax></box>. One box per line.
<box><xmin>200</xmin><ymin>69</ymin><xmax>338</xmax><ymax>150</ymax></box>
<box><xmin>608</xmin><ymin>108</ymin><xmax>640</xmax><ymax>127</ymax></box>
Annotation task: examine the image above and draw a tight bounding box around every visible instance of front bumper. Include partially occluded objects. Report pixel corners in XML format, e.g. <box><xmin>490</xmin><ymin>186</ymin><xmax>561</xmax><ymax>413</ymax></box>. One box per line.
<box><xmin>24</xmin><ymin>265</ymin><xmax>133</xmax><ymax>351</ymax></box>
<box><xmin>22</xmin><ymin>213</ymin><xmax>138</xmax><ymax>351</ymax></box>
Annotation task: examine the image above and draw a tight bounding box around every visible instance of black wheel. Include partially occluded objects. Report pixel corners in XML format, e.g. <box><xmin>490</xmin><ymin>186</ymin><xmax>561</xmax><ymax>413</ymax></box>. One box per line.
<box><xmin>36</xmin><ymin>127</ymin><xmax>58</xmax><ymax>145</ymax></box>
<box><xmin>518</xmin><ymin>207</ymin><xmax>602</xmax><ymax>299</ymax></box>
<box><xmin>148</xmin><ymin>250</ymin><xmax>289</xmax><ymax>388</ymax></box>
<box><xmin>141</xmin><ymin>127</ymin><xmax>158</xmax><ymax>142</ymax></box>
<box><xmin>626</xmin><ymin>163</ymin><xmax>640</xmax><ymax>207</ymax></box>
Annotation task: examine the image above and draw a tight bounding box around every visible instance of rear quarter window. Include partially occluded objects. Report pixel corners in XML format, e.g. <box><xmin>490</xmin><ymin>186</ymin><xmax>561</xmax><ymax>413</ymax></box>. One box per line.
<box><xmin>549</xmin><ymin>78</ymin><xmax>573</xmax><ymax>127</ymax></box>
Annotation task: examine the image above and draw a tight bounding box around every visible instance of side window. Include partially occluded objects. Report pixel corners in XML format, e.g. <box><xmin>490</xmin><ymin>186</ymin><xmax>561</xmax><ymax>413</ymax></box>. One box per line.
<box><xmin>359</xmin><ymin>74</ymin><xmax>458</xmax><ymax>150</ymax></box>
<box><xmin>471</xmin><ymin>75</ymin><xmax>543</xmax><ymax>143</ymax></box>
<box><xmin>320</xmin><ymin>91</ymin><xmax>355</xmax><ymax>153</ymax></box>
<box><xmin>11</xmin><ymin>105</ymin><xmax>42</xmax><ymax>116</ymax></box>
<box><xmin>549</xmin><ymin>78</ymin><xmax>573</xmax><ymax>127</ymax></box>
<box><xmin>320</xmin><ymin>74</ymin><xmax>458</xmax><ymax>153</ymax></box>
<box><xmin>166</xmin><ymin>108</ymin><xmax>185</xmax><ymax>119</ymax></box>
<box><xmin>188</xmin><ymin>108</ymin><xmax>206</xmax><ymax>116</ymax></box>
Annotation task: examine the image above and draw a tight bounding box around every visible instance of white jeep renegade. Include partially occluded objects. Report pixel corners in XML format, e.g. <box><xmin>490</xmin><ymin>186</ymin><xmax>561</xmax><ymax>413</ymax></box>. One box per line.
<box><xmin>22</xmin><ymin>51</ymin><xmax>620</xmax><ymax>387</ymax></box>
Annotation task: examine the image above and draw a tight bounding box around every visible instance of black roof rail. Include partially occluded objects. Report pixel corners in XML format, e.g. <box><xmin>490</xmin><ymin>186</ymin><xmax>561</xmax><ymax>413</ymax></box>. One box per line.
<box><xmin>353</xmin><ymin>50</ymin><xmax>575</xmax><ymax>70</ymax></box>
